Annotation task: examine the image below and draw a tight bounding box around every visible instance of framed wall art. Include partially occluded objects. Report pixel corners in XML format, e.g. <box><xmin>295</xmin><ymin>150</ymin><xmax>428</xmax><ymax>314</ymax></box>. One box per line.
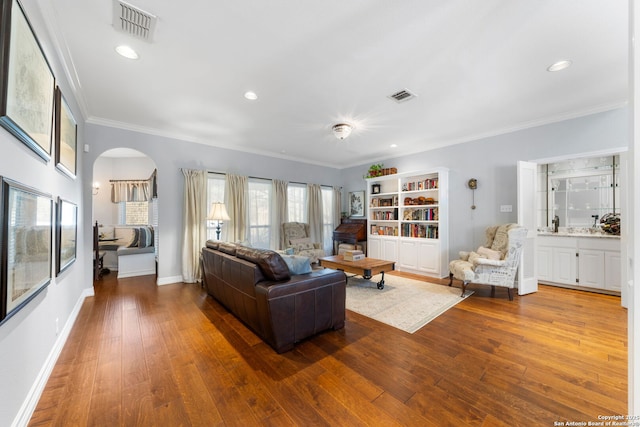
<box><xmin>349</xmin><ymin>190</ymin><xmax>365</xmax><ymax>217</ymax></box>
<box><xmin>55</xmin><ymin>197</ymin><xmax>77</xmax><ymax>275</ymax></box>
<box><xmin>0</xmin><ymin>0</ymin><xmax>55</xmax><ymax>162</ymax></box>
<box><xmin>54</xmin><ymin>87</ymin><xmax>77</xmax><ymax>178</ymax></box>
<box><xmin>0</xmin><ymin>177</ymin><xmax>52</xmax><ymax>326</ymax></box>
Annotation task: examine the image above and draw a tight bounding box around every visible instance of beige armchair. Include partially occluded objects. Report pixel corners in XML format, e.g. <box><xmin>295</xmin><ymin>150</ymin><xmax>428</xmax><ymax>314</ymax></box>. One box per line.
<box><xmin>281</xmin><ymin>222</ymin><xmax>325</xmax><ymax>263</ymax></box>
<box><xmin>448</xmin><ymin>224</ymin><xmax>527</xmax><ymax>301</ymax></box>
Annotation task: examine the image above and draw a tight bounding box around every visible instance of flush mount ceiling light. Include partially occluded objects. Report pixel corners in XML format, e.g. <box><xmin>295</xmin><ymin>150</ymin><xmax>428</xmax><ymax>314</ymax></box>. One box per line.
<box><xmin>332</xmin><ymin>123</ymin><xmax>353</xmax><ymax>140</ymax></box>
<box><xmin>244</xmin><ymin>91</ymin><xmax>258</xmax><ymax>100</ymax></box>
<box><xmin>115</xmin><ymin>45</ymin><xmax>139</xmax><ymax>59</ymax></box>
<box><xmin>547</xmin><ymin>60</ymin><xmax>572</xmax><ymax>72</ymax></box>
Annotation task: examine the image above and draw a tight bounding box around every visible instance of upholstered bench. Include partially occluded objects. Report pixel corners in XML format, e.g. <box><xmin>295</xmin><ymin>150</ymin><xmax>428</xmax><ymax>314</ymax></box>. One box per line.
<box><xmin>98</xmin><ymin>225</ymin><xmax>156</xmax><ymax>278</ymax></box>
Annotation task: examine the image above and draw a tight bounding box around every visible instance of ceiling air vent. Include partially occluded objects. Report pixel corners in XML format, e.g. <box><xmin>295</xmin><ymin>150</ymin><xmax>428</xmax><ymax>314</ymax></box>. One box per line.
<box><xmin>388</xmin><ymin>89</ymin><xmax>417</xmax><ymax>103</ymax></box>
<box><xmin>112</xmin><ymin>0</ymin><xmax>157</xmax><ymax>42</ymax></box>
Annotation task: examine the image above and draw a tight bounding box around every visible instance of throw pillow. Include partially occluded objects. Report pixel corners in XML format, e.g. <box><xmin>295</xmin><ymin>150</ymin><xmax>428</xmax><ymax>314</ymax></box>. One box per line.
<box><xmin>468</xmin><ymin>251</ymin><xmax>486</xmax><ymax>265</ymax></box>
<box><xmin>127</xmin><ymin>228</ymin><xmax>140</xmax><ymax>248</ymax></box>
<box><xmin>292</xmin><ymin>242</ymin><xmax>315</xmax><ymax>251</ymax></box>
<box><xmin>477</xmin><ymin>246</ymin><xmax>501</xmax><ymax>260</ymax></box>
<box><xmin>236</xmin><ymin>247</ymin><xmax>291</xmax><ymax>281</ymax></box>
<box><xmin>280</xmin><ymin>255</ymin><xmax>312</xmax><ymax>275</ymax></box>
<box><xmin>290</xmin><ymin>237</ymin><xmax>311</xmax><ymax>245</ymax></box>
<box><xmin>138</xmin><ymin>226</ymin><xmax>154</xmax><ymax>248</ymax></box>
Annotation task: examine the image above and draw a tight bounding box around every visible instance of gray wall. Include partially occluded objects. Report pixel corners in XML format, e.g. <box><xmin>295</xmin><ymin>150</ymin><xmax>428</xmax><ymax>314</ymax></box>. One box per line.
<box><xmin>84</xmin><ymin>125</ymin><xmax>344</xmax><ymax>283</ymax></box>
<box><xmin>341</xmin><ymin>108</ymin><xmax>629</xmax><ymax>259</ymax></box>
<box><xmin>0</xmin><ymin>2</ymin><xmax>90</xmax><ymax>425</ymax></box>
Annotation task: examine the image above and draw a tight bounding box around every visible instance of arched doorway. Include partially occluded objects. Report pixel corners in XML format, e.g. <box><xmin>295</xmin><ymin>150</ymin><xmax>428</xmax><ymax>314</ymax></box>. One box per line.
<box><xmin>92</xmin><ymin>148</ymin><xmax>158</xmax><ymax>279</ymax></box>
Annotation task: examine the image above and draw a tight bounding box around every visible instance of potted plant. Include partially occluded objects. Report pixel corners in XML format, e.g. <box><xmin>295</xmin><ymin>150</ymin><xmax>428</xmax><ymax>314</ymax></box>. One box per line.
<box><xmin>365</xmin><ymin>163</ymin><xmax>384</xmax><ymax>179</ymax></box>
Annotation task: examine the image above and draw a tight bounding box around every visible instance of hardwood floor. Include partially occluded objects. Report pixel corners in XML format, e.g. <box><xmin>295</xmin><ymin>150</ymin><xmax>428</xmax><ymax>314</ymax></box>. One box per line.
<box><xmin>29</xmin><ymin>271</ymin><xmax>627</xmax><ymax>426</ymax></box>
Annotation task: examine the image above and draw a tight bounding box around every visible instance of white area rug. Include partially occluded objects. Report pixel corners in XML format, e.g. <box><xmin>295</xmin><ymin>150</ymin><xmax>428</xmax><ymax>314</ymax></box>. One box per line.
<box><xmin>345</xmin><ymin>274</ymin><xmax>473</xmax><ymax>333</ymax></box>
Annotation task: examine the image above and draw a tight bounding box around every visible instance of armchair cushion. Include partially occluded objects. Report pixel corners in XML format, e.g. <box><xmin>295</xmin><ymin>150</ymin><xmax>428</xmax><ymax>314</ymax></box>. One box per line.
<box><xmin>477</xmin><ymin>246</ymin><xmax>501</xmax><ymax>260</ymax></box>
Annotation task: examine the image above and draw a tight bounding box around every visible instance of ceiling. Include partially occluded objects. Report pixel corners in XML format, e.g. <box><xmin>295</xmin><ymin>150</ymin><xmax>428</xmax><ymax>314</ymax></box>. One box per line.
<box><xmin>42</xmin><ymin>0</ymin><xmax>628</xmax><ymax>168</ymax></box>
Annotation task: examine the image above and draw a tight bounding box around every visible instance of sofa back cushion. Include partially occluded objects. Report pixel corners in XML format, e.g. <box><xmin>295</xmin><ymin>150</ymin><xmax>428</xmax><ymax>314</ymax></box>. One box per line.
<box><xmin>218</xmin><ymin>242</ymin><xmax>238</xmax><ymax>255</ymax></box>
<box><xmin>236</xmin><ymin>246</ymin><xmax>290</xmax><ymax>281</ymax></box>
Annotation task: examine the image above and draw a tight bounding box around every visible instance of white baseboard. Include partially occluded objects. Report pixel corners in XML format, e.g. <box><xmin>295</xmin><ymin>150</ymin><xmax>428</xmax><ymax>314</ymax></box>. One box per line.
<box><xmin>12</xmin><ymin>287</ymin><xmax>94</xmax><ymax>427</ymax></box>
<box><xmin>117</xmin><ymin>269</ymin><xmax>155</xmax><ymax>279</ymax></box>
<box><xmin>157</xmin><ymin>275</ymin><xmax>183</xmax><ymax>286</ymax></box>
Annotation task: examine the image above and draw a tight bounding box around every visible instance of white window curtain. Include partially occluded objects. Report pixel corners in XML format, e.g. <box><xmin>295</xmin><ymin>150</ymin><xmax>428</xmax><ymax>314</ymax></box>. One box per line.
<box><xmin>272</xmin><ymin>179</ymin><xmax>288</xmax><ymax>249</ymax></box>
<box><xmin>181</xmin><ymin>169</ymin><xmax>207</xmax><ymax>283</ymax></box>
<box><xmin>333</xmin><ymin>186</ymin><xmax>342</xmax><ymax>227</ymax></box>
<box><xmin>225</xmin><ymin>174</ymin><xmax>248</xmax><ymax>243</ymax></box>
<box><xmin>307</xmin><ymin>183</ymin><xmax>323</xmax><ymax>244</ymax></box>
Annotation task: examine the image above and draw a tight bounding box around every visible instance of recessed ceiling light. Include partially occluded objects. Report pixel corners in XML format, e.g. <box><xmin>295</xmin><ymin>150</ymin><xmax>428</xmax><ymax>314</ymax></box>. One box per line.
<box><xmin>244</xmin><ymin>91</ymin><xmax>258</xmax><ymax>100</ymax></box>
<box><xmin>547</xmin><ymin>60</ymin><xmax>572</xmax><ymax>72</ymax></box>
<box><xmin>390</xmin><ymin>144</ymin><xmax>397</xmax><ymax>148</ymax></box>
<box><xmin>115</xmin><ymin>45</ymin><xmax>139</xmax><ymax>60</ymax></box>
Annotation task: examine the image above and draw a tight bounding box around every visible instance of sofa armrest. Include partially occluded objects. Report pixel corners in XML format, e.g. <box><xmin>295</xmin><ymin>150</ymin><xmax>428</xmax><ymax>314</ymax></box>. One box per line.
<box><xmin>254</xmin><ymin>268</ymin><xmax>346</xmax><ymax>353</ymax></box>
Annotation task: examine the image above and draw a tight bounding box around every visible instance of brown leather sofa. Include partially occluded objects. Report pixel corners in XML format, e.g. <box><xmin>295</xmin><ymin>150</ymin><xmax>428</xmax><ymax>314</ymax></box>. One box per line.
<box><xmin>201</xmin><ymin>241</ymin><xmax>346</xmax><ymax>353</ymax></box>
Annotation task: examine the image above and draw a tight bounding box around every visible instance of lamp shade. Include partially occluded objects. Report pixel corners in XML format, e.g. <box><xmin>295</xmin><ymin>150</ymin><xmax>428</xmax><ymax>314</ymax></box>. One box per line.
<box><xmin>208</xmin><ymin>202</ymin><xmax>230</xmax><ymax>221</ymax></box>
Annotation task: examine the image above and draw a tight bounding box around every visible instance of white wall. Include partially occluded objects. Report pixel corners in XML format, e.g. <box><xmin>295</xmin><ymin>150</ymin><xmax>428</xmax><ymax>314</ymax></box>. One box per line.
<box><xmin>0</xmin><ymin>1</ymin><xmax>91</xmax><ymax>425</ymax></box>
<box><xmin>341</xmin><ymin>108</ymin><xmax>629</xmax><ymax>260</ymax></box>
<box><xmin>92</xmin><ymin>155</ymin><xmax>156</xmax><ymax>226</ymax></box>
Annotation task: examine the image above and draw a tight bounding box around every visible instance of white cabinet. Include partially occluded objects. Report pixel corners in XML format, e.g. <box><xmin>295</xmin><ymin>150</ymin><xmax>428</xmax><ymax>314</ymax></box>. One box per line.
<box><xmin>537</xmin><ymin>235</ymin><xmax>620</xmax><ymax>293</ymax></box>
<box><xmin>605</xmin><ymin>251</ymin><xmax>622</xmax><ymax>291</ymax></box>
<box><xmin>367</xmin><ymin>237</ymin><xmax>397</xmax><ymax>263</ymax></box>
<box><xmin>578</xmin><ymin>249</ymin><xmax>605</xmax><ymax>288</ymax></box>
<box><xmin>366</xmin><ymin>168</ymin><xmax>448</xmax><ymax>278</ymax></box>
<box><xmin>552</xmin><ymin>246</ymin><xmax>577</xmax><ymax>285</ymax></box>
<box><xmin>536</xmin><ymin>245</ymin><xmax>553</xmax><ymax>282</ymax></box>
<box><xmin>398</xmin><ymin>240</ymin><xmax>439</xmax><ymax>274</ymax></box>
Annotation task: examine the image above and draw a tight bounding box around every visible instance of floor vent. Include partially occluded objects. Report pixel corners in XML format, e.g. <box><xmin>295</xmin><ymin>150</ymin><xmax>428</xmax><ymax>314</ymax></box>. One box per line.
<box><xmin>388</xmin><ymin>89</ymin><xmax>417</xmax><ymax>103</ymax></box>
<box><xmin>112</xmin><ymin>0</ymin><xmax>157</xmax><ymax>42</ymax></box>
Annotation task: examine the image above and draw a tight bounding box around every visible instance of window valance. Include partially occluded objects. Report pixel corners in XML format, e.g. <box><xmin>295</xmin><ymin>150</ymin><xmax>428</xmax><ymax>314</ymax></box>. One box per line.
<box><xmin>110</xmin><ymin>169</ymin><xmax>157</xmax><ymax>203</ymax></box>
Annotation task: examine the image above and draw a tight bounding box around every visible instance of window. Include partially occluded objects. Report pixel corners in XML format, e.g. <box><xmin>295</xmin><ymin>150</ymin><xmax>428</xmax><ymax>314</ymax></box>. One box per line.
<box><xmin>288</xmin><ymin>183</ymin><xmax>307</xmax><ymax>223</ymax></box>
<box><xmin>119</xmin><ymin>201</ymin><xmax>149</xmax><ymax>225</ymax></box>
<box><xmin>207</xmin><ymin>173</ymin><xmax>226</xmax><ymax>240</ymax></box>
<box><xmin>248</xmin><ymin>179</ymin><xmax>271</xmax><ymax>248</ymax></box>
<box><xmin>321</xmin><ymin>186</ymin><xmax>334</xmax><ymax>253</ymax></box>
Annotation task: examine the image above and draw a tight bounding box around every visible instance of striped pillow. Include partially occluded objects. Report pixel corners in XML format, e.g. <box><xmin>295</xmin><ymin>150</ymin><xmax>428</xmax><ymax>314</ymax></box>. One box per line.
<box><xmin>138</xmin><ymin>226</ymin><xmax>154</xmax><ymax>248</ymax></box>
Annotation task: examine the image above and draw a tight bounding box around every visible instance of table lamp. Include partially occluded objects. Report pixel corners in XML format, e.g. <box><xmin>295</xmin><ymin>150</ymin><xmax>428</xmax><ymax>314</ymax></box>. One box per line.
<box><xmin>208</xmin><ymin>202</ymin><xmax>230</xmax><ymax>241</ymax></box>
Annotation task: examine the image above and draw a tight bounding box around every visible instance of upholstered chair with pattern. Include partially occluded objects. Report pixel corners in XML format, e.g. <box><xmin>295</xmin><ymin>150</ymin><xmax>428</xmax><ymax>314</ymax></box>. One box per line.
<box><xmin>281</xmin><ymin>222</ymin><xmax>325</xmax><ymax>264</ymax></box>
<box><xmin>448</xmin><ymin>224</ymin><xmax>527</xmax><ymax>301</ymax></box>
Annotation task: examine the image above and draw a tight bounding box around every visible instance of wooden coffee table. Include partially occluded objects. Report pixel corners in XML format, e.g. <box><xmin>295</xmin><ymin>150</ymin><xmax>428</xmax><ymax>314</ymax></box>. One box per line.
<box><xmin>319</xmin><ymin>255</ymin><xmax>395</xmax><ymax>289</ymax></box>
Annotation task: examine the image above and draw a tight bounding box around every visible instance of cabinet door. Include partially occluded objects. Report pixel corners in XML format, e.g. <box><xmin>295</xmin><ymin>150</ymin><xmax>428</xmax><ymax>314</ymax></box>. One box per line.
<box><xmin>552</xmin><ymin>247</ymin><xmax>577</xmax><ymax>285</ymax></box>
<box><xmin>398</xmin><ymin>240</ymin><xmax>418</xmax><ymax>269</ymax></box>
<box><xmin>417</xmin><ymin>241</ymin><xmax>439</xmax><ymax>273</ymax></box>
<box><xmin>368</xmin><ymin>237</ymin><xmax>381</xmax><ymax>259</ymax></box>
<box><xmin>604</xmin><ymin>251</ymin><xmax>621</xmax><ymax>291</ymax></box>
<box><xmin>578</xmin><ymin>249</ymin><xmax>605</xmax><ymax>289</ymax></box>
<box><xmin>536</xmin><ymin>246</ymin><xmax>553</xmax><ymax>281</ymax></box>
<box><xmin>381</xmin><ymin>239</ymin><xmax>398</xmax><ymax>262</ymax></box>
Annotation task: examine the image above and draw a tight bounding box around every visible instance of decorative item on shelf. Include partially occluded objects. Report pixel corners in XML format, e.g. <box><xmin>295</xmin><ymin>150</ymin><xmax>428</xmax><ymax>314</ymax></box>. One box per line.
<box><xmin>600</xmin><ymin>213</ymin><xmax>620</xmax><ymax>235</ymax></box>
<box><xmin>468</xmin><ymin>178</ymin><xmax>478</xmax><ymax>210</ymax></box>
<box><xmin>365</xmin><ymin>163</ymin><xmax>384</xmax><ymax>179</ymax></box>
<box><xmin>372</xmin><ymin>183</ymin><xmax>381</xmax><ymax>194</ymax></box>
<box><xmin>208</xmin><ymin>202</ymin><xmax>231</xmax><ymax>240</ymax></box>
